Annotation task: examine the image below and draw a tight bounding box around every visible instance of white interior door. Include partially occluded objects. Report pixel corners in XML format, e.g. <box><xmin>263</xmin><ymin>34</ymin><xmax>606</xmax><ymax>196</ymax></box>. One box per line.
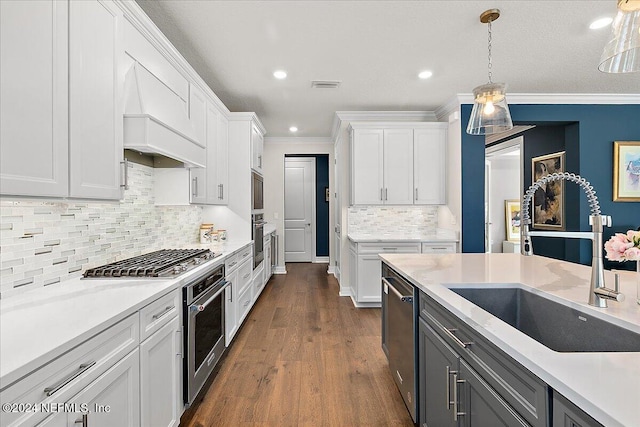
<box><xmin>285</xmin><ymin>158</ymin><xmax>315</xmax><ymax>262</ymax></box>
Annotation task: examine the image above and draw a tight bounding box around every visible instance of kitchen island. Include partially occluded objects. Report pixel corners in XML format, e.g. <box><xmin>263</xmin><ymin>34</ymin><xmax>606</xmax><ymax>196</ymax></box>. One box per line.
<box><xmin>380</xmin><ymin>253</ymin><xmax>639</xmax><ymax>427</ymax></box>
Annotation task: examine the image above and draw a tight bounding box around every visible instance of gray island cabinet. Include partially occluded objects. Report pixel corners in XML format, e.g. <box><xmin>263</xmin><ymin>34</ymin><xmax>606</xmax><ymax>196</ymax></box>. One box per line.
<box><xmin>379</xmin><ymin>254</ymin><xmax>639</xmax><ymax>427</ymax></box>
<box><xmin>418</xmin><ymin>288</ymin><xmax>603</xmax><ymax>427</ymax></box>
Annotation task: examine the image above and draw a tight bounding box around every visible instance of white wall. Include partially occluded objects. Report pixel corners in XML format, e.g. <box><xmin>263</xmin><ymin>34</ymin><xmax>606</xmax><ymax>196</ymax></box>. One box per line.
<box><xmin>488</xmin><ymin>156</ymin><xmax>521</xmax><ymax>253</ymax></box>
<box><xmin>262</xmin><ymin>139</ymin><xmax>335</xmax><ymax>272</ymax></box>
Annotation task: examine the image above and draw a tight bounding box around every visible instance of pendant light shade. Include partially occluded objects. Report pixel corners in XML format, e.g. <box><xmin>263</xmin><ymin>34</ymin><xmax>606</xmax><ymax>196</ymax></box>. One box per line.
<box><xmin>467</xmin><ymin>82</ymin><xmax>513</xmax><ymax>135</ymax></box>
<box><xmin>466</xmin><ymin>9</ymin><xmax>513</xmax><ymax>136</ymax></box>
<box><xmin>598</xmin><ymin>0</ymin><xmax>640</xmax><ymax>73</ymax></box>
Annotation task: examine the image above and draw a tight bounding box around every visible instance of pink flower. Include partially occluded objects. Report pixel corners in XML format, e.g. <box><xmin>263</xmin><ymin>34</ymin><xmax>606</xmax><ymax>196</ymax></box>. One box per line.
<box><xmin>624</xmin><ymin>247</ymin><xmax>640</xmax><ymax>260</ymax></box>
<box><xmin>605</xmin><ymin>230</ymin><xmax>640</xmax><ymax>262</ymax></box>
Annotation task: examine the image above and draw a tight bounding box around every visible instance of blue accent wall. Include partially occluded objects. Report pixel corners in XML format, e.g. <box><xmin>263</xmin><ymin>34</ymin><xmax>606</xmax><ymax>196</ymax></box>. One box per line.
<box><xmin>462</xmin><ymin>104</ymin><xmax>640</xmax><ymax>267</ymax></box>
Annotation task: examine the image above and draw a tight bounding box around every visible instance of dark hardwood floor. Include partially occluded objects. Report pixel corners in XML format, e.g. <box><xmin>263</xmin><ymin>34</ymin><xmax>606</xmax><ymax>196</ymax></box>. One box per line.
<box><xmin>181</xmin><ymin>262</ymin><xmax>414</xmax><ymax>427</ymax></box>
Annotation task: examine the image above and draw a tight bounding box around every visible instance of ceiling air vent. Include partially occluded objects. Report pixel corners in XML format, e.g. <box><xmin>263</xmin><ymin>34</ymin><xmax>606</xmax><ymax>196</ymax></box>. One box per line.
<box><xmin>311</xmin><ymin>80</ymin><xmax>341</xmax><ymax>89</ymax></box>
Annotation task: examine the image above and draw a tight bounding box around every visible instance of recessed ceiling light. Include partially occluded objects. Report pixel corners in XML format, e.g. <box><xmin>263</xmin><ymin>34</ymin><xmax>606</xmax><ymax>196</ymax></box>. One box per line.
<box><xmin>273</xmin><ymin>70</ymin><xmax>287</xmax><ymax>79</ymax></box>
<box><xmin>589</xmin><ymin>17</ymin><xmax>613</xmax><ymax>30</ymax></box>
<box><xmin>289</xmin><ymin>126</ymin><xmax>298</xmax><ymax>132</ymax></box>
<box><xmin>418</xmin><ymin>70</ymin><xmax>433</xmax><ymax>79</ymax></box>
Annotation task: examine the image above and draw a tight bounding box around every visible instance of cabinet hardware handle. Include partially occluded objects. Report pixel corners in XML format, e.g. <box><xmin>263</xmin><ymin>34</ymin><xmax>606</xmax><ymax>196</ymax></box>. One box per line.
<box><xmin>243</xmin><ymin>300</ymin><xmax>251</xmax><ymax>307</ymax></box>
<box><xmin>381</xmin><ymin>247</ymin><xmax>398</xmax><ymax>251</ymax></box>
<box><xmin>385</xmin><ymin>188</ymin><xmax>388</xmax><ymax>201</ymax></box>
<box><xmin>152</xmin><ymin>305</ymin><xmax>174</xmax><ymax>320</ymax></box>
<box><xmin>415</xmin><ymin>188</ymin><xmax>418</xmax><ymax>200</ymax></box>
<box><xmin>443</xmin><ymin>327</ymin><xmax>473</xmax><ymax>349</ymax></box>
<box><xmin>228</xmin><ymin>282</ymin><xmax>233</xmax><ymax>302</ymax></box>
<box><xmin>452</xmin><ymin>373</ymin><xmax>467</xmax><ymax>421</ymax></box>
<box><xmin>74</xmin><ymin>414</ymin><xmax>88</xmax><ymax>426</ymax></box>
<box><xmin>243</xmin><ymin>273</ymin><xmax>250</xmax><ymax>280</ymax></box>
<box><xmin>258</xmin><ymin>155</ymin><xmax>262</xmax><ymax>168</ymax></box>
<box><xmin>229</xmin><ymin>261</ymin><xmax>237</xmax><ymax>267</ymax></box>
<box><xmin>192</xmin><ymin>177</ymin><xmax>198</xmax><ymax>197</ymax></box>
<box><xmin>120</xmin><ymin>159</ymin><xmax>129</xmax><ymax>190</ymax></box>
<box><xmin>242</xmin><ymin>252</ymin><xmax>250</xmax><ymax>258</ymax></box>
<box><xmin>446</xmin><ymin>365</ymin><xmax>452</xmax><ymax>409</ymax></box>
<box><xmin>44</xmin><ymin>361</ymin><xmax>96</xmax><ymax>396</ymax></box>
<box><xmin>381</xmin><ymin>188</ymin><xmax>384</xmax><ymax>201</ymax></box>
<box><xmin>176</xmin><ymin>329</ymin><xmax>182</xmax><ymax>357</ymax></box>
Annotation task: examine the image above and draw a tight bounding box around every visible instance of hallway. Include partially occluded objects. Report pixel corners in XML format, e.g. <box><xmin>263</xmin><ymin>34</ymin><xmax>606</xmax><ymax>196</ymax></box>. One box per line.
<box><xmin>182</xmin><ymin>263</ymin><xmax>414</xmax><ymax>426</ymax></box>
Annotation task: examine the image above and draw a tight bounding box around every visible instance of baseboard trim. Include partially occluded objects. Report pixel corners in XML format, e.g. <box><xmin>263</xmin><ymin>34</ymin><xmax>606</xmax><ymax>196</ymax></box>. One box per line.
<box><xmin>339</xmin><ymin>287</ymin><xmax>351</xmax><ymax>297</ymax></box>
<box><xmin>313</xmin><ymin>256</ymin><xmax>330</xmax><ymax>263</ymax></box>
<box><xmin>327</xmin><ymin>265</ymin><xmax>336</xmax><ymax>274</ymax></box>
<box><xmin>273</xmin><ymin>266</ymin><xmax>287</xmax><ymax>274</ymax></box>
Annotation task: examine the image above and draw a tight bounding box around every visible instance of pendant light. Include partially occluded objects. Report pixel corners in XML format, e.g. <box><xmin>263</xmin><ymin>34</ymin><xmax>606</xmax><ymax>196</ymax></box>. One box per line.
<box><xmin>466</xmin><ymin>9</ymin><xmax>513</xmax><ymax>136</ymax></box>
<box><xmin>598</xmin><ymin>0</ymin><xmax>640</xmax><ymax>73</ymax></box>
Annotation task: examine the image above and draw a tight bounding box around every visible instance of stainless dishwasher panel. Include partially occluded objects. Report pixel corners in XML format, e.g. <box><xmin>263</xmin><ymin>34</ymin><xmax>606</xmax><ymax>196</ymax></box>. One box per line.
<box><xmin>382</xmin><ymin>266</ymin><xmax>416</xmax><ymax>423</ymax></box>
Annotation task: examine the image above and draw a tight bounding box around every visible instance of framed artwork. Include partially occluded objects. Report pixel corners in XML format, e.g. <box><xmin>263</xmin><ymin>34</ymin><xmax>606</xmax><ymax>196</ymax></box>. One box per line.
<box><xmin>531</xmin><ymin>151</ymin><xmax>565</xmax><ymax>230</ymax></box>
<box><xmin>505</xmin><ymin>200</ymin><xmax>521</xmax><ymax>242</ymax></box>
<box><xmin>613</xmin><ymin>141</ymin><xmax>640</xmax><ymax>202</ymax></box>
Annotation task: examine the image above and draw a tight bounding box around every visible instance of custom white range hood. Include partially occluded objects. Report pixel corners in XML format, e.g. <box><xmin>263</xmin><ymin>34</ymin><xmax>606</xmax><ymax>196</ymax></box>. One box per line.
<box><xmin>123</xmin><ymin>62</ymin><xmax>205</xmax><ymax>168</ymax></box>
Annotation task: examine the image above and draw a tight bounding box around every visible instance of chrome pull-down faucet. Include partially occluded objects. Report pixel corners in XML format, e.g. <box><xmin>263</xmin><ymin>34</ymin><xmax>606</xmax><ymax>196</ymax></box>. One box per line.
<box><xmin>520</xmin><ymin>172</ymin><xmax>624</xmax><ymax>308</ymax></box>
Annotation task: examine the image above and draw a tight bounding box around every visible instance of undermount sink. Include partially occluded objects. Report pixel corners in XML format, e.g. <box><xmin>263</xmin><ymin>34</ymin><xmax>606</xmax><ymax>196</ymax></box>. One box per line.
<box><xmin>448</xmin><ymin>286</ymin><xmax>640</xmax><ymax>353</ymax></box>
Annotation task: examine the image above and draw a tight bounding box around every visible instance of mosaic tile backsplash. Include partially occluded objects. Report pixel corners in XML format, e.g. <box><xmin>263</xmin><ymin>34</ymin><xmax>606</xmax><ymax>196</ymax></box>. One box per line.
<box><xmin>0</xmin><ymin>162</ymin><xmax>202</xmax><ymax>297</ymax></box>
<box><xmin>348</xmin><ymin>205</ymin><xmax>438</xmax><ymax>235</ymax></box>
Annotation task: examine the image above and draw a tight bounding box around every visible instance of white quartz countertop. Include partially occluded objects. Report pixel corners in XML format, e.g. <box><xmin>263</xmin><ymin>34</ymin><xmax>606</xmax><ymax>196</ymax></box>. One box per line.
<box><xmin>0</xmin><ymin>240</ymin><xmax>252</xmax><ymax>389</ymax></box>
<box><xmin>263</xmin><ymin>223</ymin><xmax>276</xmax><ymax>236</ymax></box>
<box><xmin>348</xmin><ymin>229</ymin><xmax>458</xmax><ymax>243</ymax></box>
<box><xmin>379</xmin><ymin>253</ymin><xmax>640</xmax><ymax>427</ymax></box>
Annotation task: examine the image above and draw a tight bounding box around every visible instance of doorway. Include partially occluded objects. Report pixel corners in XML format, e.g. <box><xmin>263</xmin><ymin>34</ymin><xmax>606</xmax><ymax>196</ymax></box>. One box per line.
<box><xmin>284</xmin><ymin>155</ymin><xmax>330</xmax><ymax>263</ymax></box>
<box><xmin>485</xmin><ymin>137</ymin><xmax>523</xmax><ymax>253</ymax></box>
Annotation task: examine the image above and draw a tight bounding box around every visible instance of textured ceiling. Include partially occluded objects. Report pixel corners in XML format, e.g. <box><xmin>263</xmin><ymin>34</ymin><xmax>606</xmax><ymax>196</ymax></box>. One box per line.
<box><xmin>135</xmin><ymin>0</ymin><xmax>639</xmax><ymax>137</ymax></box>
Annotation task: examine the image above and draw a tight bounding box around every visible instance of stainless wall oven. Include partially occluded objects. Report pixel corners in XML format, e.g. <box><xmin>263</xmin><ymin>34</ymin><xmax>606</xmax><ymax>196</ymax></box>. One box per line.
<box><xmin>183</xmin><ymin>262</ymin><xmax>228</xmax><ymax>405</ymax></box>
<box><xmin>252</xmin><ymin>213</ymin><xmax>265</xmax><ymax>269</ymax></box>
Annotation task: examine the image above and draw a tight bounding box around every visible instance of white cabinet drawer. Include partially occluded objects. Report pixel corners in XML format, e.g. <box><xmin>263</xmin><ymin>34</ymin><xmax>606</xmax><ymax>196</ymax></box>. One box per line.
<box><xmin>225</xmin><ymin>244</ymin><xmax>252</xmax><ymax>274</ymax></box>
<box><xmin>1</xmin><ymin>314</ymin><xmax>139</xmax><ymax>427</ymax></box>
<box><xmin>421</xmin><ymin>243</ymin><xmax>456</xmax><ymax>254</ymax></box>
<box><xmin>139</xmin><ymin>290</ymin><xmax>180</xmax><ymax>342</ymax></box>
<box><xmin>357</xmin><ymin>242</ymin><xmax>421</xmax><ymax>254</ymax></box>
<box><xmin>237</xmin><ymin>284</ymin><xmax>253</xmax><ymax>325</ymax></box>
<box><xmin>236</xmin><ymin>258</ymin><xmax>253</xmax><ymax>296</ymax></box>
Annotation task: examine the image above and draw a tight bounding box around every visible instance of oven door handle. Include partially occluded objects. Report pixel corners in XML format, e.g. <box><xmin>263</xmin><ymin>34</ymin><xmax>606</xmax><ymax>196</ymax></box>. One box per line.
<box><xmin>190</xmin><ymin>281</ymin><xmax>229</xmax><ymax>312</ymax></box>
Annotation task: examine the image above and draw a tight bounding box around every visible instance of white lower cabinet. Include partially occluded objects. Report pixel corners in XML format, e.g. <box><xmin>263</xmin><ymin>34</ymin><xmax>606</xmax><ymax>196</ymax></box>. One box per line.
<box><xmin>139</xmin><ymin>316</ymin><xmax>180</xmax><ymax>427</ymax></box>
<box><xmin>349</xmin><ymin>241</ymin><xmax>421</xmax><ymax>307</ymax></box>
<box><xmin>67</xmin><ymin>349</ymin><xmax>140</xmax><ymax>427</ymax></box>
<box><xmin>225</xmin><ymin>244</ymin><xmax>253</xmax><ymax>346</ymax></box>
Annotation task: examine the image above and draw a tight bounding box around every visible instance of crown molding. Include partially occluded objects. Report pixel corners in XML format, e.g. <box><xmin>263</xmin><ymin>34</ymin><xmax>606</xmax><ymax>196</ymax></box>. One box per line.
<box><xmin>347</xmin><ymin>121</ymin><xmax>448</xmax><ymax>131</ymax></box>
<box><xmin>264</xmin><ymin>137</ymin><xmax>334</xmax><ymax>145</ymax></box>
<box><xmin>226</xmin><ymin>112</ymin><xmax>266</xmax><ymax>134</ymax></box>
<box><xmin>442</xmin><ymin>93</ymin><xmax>640</xmax><ymax>110</ymax></box>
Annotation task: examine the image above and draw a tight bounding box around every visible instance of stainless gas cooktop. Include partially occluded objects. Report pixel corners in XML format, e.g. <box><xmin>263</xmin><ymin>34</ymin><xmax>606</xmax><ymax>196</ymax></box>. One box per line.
<box><xmin>83</xmin><ymin>249</ymin><xmax>221</xmax><ymax>278</ymax></box>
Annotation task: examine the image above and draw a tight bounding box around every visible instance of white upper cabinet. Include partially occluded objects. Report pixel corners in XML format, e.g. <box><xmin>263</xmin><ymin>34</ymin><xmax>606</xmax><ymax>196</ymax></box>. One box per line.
<box><xmin>69</xmin><ymin>0</ymin><xmax>124</xmax><ymax>199</ymax></box>
<box><xmin>188</xmin><ymin>97</ymin><xmax>229</xmax><ymax>206</ymax></box>
<box><xmin>251</xmin><ymin>124</ymin><xmax>264</xmax><ymax>174</ymax></box>
<box><xmin>383</xmin><ymin>129</ymin><xmax>414</xmax><ymax>205</ymax></box>
<box><xmin>0</xmin><ymin>0</ymin><xmax>125</xmax><ymax>200</ymax></box>
<box><xmin>414</xmin><ymin>125</ymin><xmax>447</xmax><ymax>204</ymax></box>
<box><xmin>214</xmin><ymin>113</ymin><xmax>229</xmax><ymax>204</ymax></box>
<box><xmin>351</xmin><ymin>129</ymin><xmax>384</xmax><ymax>205</ymax></box>
<box><xmin>189</xmin><ymin>84</ymin><xmax>208</xmax><ymax>204</ymax></box>
<box><xmin>0</xmin><ymin>0</ymin><xmax>69</xmax><ymax>197</ymax></box>
<box><xmin>350</xmin><ymin>122</ymin><xmax>447</xmax><ymax>206</ymax></box>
